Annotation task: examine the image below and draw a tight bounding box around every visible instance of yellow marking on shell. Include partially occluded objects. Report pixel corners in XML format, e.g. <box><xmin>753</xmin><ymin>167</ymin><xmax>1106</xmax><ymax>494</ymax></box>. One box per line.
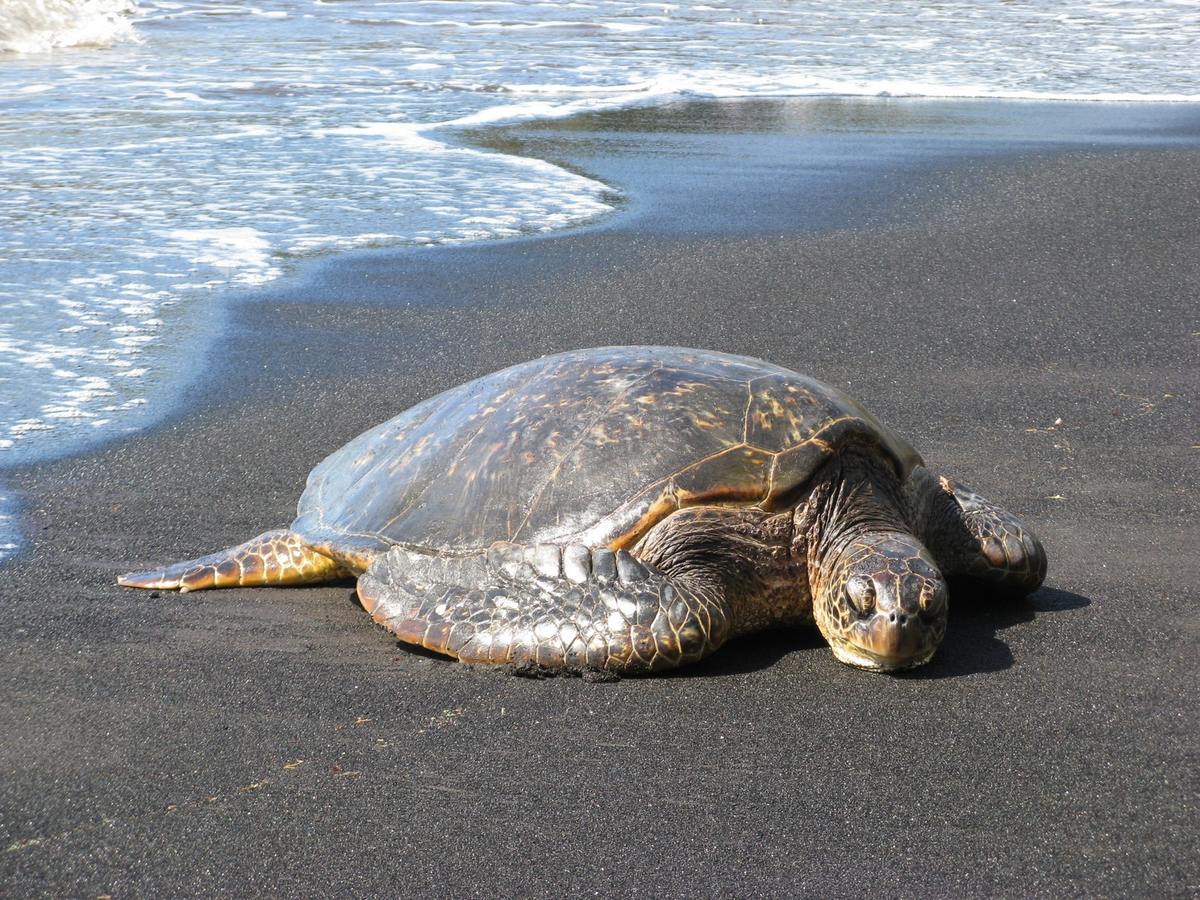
<box><xmin>589</xmin><ymin>423</ymin><xmax>621</xmax><ymax>446</ymax></box>
<box><xmin>587</xmin><ymin>442</ymin><xmax>775</xmax><ymax>551</ymax></box>
<box><xmin>741</xmin><ymin>379</ymin><xmax>758</xmax><ymax>445</ymax></box>
<box><xmin>606</xmin><ymin>490</ymin><xmax>681</xmax><ymax>551</ymax></box>
<box><xmin>659</xmin><ymin>379</ymin><xmax>706</xmax><ymax>399</ymax></box>
<box><xmin>750</xmin><ymin>411</ymin><xmax>774</xmax><ymax>431</ymax></box>
<box><xmin>800</xmin><ymin>414</ymin><xmax>857</xmax><ymax>450</ymax></box>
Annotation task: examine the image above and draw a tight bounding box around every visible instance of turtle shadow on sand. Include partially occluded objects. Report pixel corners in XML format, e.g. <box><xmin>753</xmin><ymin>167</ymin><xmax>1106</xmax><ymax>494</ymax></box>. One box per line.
<box><xmin>383</xmin><ymin>584</ymin><xmax>1089</xmax><ymax>681</ymax></box>
<box><xmin>662</xmin><ymin>583</ymin><xmax>1088</xmax><ymax>680</ymax></box>
<box><xmin>898</xmin><ymin>583</ymin><xmax>1089</xmax><ymax>680</ymax></box>
<box><xmin>661</xmin><ymin>628</ymin><xmax>826</xmax><ymax>678</ymax></box>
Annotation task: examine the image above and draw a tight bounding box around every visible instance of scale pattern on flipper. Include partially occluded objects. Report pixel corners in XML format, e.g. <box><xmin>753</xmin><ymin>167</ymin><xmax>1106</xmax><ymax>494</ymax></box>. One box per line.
<box><xmin>910</xmin><ymin>468</ymin><xmax>1047</xmax><ymax>592</ymax></box>
<box><xmin>947</xmin><ymin>478</ymin><xmax>1047</xmax><ymax>588</ymax></box>
<box><xmin>118</xmin><ymin>529</ymin><xmax>352</xmax><ymax>592</ymax></box>
<box><xmin>357</xmin><ymin>542</ymin><xmax>730</xmax><ymax>673</ymax></box>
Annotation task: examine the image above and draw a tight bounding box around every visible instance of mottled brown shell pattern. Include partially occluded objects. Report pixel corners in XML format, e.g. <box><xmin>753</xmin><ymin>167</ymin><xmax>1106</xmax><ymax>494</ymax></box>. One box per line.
<box><xmin>291</xmin><ymin>346</ymin><xmax>922</xmax><ymax>559</ymax></box>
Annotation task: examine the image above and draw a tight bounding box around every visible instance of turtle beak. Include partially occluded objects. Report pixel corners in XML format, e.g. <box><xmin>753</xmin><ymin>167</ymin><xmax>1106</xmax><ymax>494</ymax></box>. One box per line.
<box><xmin>827</xmin><ymin>609</ymin><xmax>945</xmax><ymax>672</ymax></box>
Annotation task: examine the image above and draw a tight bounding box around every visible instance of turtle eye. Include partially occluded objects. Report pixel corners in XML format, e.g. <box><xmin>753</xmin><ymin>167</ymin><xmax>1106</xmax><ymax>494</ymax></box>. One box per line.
<box><xmin>846</xmin><ymin>575</ymin><xmax>876</xmax><ymax>617</ymax></box>
<box><xmin>918</xmin><ymin>580</ymin><xmax>946</xmax><ymax>615</ymax></box>
<box><xmin>918</xmin><ymin>584</ymin><xmax>936</xmax><ymax>611</ymax></box>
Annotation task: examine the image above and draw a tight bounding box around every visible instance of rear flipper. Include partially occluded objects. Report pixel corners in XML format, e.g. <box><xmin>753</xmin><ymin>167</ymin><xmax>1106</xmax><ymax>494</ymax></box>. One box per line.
<box><xmin>357</xmin><ymin>542</ymin><xmax>730</xmax><ymax>674</ymax></box>
<box><xmin>118</xmin><ymin>529</ymin><xmax>352</xmax><ymax>593</ymax></box>
<box><xmin>911</xmin><ymin>468</ymin><xmax>1047</xmax><ymax>593</ymax></box>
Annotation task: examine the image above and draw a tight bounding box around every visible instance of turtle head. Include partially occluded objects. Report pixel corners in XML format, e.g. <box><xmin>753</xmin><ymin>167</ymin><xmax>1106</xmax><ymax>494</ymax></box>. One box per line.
<box><xmin>813</xmin><ymin>532</ymin><xmax>948</xmax><ymax>672</ymax></box>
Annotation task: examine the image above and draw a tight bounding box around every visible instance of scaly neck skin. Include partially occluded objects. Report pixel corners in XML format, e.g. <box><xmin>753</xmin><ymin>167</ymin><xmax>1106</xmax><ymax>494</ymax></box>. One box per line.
<box><xmin>635</xmin><ymin>505</ymin><xmax>810</xmax><ymax>637</ymax></box>
<box><xmin>803</xmin><ymin>445</ymin><xmax>911</xmax><ymax>574</ymax></box>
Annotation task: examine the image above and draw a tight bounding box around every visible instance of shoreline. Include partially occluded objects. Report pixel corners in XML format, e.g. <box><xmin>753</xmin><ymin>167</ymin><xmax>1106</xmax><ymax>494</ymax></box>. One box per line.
<box><xmin>2</xmin><ymin>97</ymin><xmax>1197</xmax><ymax>897</ymax></box>
<box><xmin>1</xmin><ymin>98</ymin><xmax>1195</xmax><ymax>471</ymax></box>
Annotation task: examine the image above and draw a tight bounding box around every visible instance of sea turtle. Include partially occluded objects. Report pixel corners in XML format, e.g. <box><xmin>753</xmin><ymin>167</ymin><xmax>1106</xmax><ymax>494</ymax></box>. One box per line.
<box><xmin>120</xmin><ymin>346</ymin><xmax>1046</xmax><ymax>673</ymax></box>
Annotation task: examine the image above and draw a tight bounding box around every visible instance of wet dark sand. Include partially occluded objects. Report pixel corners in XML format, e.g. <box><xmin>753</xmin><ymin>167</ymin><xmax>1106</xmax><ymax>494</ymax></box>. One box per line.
<box><xmin>2</xmin><ymin>99</ymin><xmax>1198</xmax><ymax>898</ymax></box>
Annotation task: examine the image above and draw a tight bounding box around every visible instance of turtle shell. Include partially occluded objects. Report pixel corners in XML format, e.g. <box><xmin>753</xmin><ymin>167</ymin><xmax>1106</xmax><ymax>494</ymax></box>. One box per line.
<box><xmin>291</xmin><ymin>346</ymin><xmax>921</xmax><ymax>561</ymax></box>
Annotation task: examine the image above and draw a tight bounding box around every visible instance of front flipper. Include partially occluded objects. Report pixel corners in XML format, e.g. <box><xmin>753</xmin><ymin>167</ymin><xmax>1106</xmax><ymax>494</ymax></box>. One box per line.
<box><xmin>357</xmin><ymin>542</ymin><xmax>730</xmax><ymax>674</ymax></box>
<box><xmin>118</xmin><ymin>529</ymin><xmax>353</xmax><ymax>593</ymax></box>
<box><xmin>911</xmin><ymin>468</ymin><xmax>1047</xmax><ymax>593</ymax></box>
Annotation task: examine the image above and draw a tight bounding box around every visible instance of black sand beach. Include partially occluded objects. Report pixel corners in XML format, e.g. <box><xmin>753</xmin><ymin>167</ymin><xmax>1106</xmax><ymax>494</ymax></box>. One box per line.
<box><xmin>2</xmin><ymin>99</ymin><xmax>1197</xmax><ymax>898</ymax></box>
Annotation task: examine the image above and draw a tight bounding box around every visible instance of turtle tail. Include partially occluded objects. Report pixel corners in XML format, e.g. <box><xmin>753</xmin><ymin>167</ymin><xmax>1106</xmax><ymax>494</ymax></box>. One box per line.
<box><xmin>118</xmin><ymin>529</ymin><xmax>352</xmax><ymax>593</ymax></box>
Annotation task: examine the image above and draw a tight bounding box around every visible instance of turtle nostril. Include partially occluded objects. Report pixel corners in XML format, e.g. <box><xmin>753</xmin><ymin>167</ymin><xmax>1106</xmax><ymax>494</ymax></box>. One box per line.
<box><xmin>888</xmin><ymin>611</ymin><xmax>909</xmax><ymax>626</ymax></box>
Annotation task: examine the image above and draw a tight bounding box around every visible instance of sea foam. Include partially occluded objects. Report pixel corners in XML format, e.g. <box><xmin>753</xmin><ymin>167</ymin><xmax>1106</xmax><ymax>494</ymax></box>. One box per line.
<box><xmin>0</xmin><ymin>0</ymin><xmax>139</xmax><ymax>53</ymax></box>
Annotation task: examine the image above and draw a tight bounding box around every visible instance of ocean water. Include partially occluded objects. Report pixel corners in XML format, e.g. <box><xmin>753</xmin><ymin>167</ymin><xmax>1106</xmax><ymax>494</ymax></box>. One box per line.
<box><xmin>1</xmin><ymin>0</ymin><xmax>1198</xmax><ymax>561</ymax></box>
